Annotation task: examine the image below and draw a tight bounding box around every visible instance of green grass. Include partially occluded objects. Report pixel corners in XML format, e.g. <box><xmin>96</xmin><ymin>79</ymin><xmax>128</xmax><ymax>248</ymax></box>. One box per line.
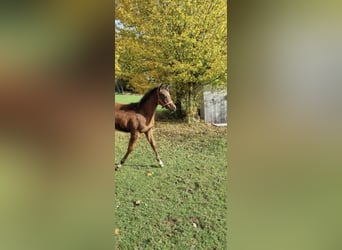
<box><xmin>115</xmin><ymin>94</ymin><xmax>165</xmax><ymax>113</ymax></box>
<box><xmin>114</xmin><ymin>122</ymin><xmax>227</xmax><ymax>249</ymax></box>
<box><xmin>115</xmin><ymin>94</ymin><xmax>142</xmax><ymax>104</ymax></box>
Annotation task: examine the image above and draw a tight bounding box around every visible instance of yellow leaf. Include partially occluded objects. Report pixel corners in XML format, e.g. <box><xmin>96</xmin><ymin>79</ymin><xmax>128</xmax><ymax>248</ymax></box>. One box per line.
<box><xmin>114</xmin><ymin>228</ymin><xmax>120</xmax><ymax>235</ymax></box>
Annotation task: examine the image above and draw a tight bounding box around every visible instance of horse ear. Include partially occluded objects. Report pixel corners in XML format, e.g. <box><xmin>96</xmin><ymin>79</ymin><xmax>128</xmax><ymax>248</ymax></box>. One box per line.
<box><xmin>159</xmin><ymin>84</ymin><xmax>171</xmax><ymax>92</ymax></box>
<box><xmin>159</xmin><ymin>84</ymin><xmax>168</xmax><ymax>90</ymax></box>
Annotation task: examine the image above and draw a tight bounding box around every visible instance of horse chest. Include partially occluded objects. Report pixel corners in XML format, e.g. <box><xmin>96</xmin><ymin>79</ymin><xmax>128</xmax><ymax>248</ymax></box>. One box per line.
<box><xmin>136</xmin><ymin>114</ymin><xmax>154</xmax><ymax>132</ymax></box>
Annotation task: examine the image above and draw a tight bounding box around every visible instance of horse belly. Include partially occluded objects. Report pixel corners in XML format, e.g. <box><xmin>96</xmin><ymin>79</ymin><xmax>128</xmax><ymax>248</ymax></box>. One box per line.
<box><xmin>115</xmin><ymin>121</ymin><xmax>130</xmax><ymax>132</ymax></box>
<box><xmin>114</xmin><ymin>115</ymin><xmax>130</xmax><ymax>132</ymax></box>
<box><xmin>114</xmin><ymin>111</ymin><xmax>138</xmax><ymax>133</ymax></box>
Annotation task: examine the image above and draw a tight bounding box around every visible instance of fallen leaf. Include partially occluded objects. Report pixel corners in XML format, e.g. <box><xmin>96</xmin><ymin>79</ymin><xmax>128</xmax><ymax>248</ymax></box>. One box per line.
<box><xmin>114</xmin><ymin>228</ymin><xmax>120</xmax><ymax>235</ymax></box>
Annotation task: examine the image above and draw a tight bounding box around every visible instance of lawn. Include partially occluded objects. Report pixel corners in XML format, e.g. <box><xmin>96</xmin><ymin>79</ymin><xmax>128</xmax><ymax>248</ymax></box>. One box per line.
<box><xmin>114</xmin><ymin>121</ymin><xmax>228</xmax><ymax>249</ymax></box>
<box><xmin>115</xmin><ymin>94</ymin><xmax>165</xmax><ymax>113</ymax></box>
<box><xmin>115</xmin><ymin>94</ymin><xmax>141</xmax><ymax>104</ymax></box>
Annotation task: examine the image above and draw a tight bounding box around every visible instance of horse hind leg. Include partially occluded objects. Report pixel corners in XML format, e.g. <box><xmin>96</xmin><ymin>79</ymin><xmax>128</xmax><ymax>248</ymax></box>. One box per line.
<box><xmin>145</xmin><ymin>130</ymin><xmax>164</xmax><ymax>167</ymax></box>
<box><xmin>117</xmin><ymin>132</ymin><xmax>139</xmax><ymax>169</ymax></box>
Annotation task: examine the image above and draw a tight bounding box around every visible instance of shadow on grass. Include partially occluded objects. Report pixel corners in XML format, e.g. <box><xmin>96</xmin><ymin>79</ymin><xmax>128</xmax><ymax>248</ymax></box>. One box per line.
<box><xmin>115</xmin><ymin>163</ymin><xmax>161</xmax><ymax>171</ymax></box>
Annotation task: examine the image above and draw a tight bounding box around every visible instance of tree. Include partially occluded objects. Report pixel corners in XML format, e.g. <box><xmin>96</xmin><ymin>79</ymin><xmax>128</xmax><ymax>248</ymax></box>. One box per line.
<box><xmin>115</xmin><ymin>0</ymin><xmax>227</xmax><ymax>123</ymax></box>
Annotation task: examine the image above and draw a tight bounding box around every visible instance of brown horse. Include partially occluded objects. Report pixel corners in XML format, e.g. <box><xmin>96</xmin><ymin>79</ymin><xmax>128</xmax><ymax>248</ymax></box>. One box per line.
<box><xmin>114</xmin><ymin>85</ymin><xmax>176</xmax><ymax>169</ymax></box>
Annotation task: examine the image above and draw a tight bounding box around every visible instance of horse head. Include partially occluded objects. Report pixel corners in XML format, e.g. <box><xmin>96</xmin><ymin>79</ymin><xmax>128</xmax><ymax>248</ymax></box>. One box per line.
<box><xmin>157</xmin><ymin>85</ymin><xmax>176</xmax><ymax>112</ymax></box>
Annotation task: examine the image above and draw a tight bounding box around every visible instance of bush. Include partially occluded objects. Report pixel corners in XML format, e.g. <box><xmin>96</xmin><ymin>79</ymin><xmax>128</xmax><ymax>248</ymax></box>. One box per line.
<box><xmin>156</xmin><ymin>109</ymin><xmax>186</xmax><ymax>121</ymax></box>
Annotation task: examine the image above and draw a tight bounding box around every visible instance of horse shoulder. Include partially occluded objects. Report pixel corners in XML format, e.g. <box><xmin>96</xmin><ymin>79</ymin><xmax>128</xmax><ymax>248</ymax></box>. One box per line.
<box><xmin>136</xmin><ymin>114</ymin><xmax>155</xmax><ymax>132</ymax></box>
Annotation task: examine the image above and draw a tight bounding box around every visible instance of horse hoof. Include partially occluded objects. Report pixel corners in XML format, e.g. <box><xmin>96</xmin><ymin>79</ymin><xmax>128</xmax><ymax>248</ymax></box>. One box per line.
<box><xmin>158</xmin><ymin>160</ymin><xmax>164</xmax><ymax>167</ymax></box>
<box><xmin>115</xmin><ymin>164</ymin><xmax>122</xmax><ymax>171</ymax></box>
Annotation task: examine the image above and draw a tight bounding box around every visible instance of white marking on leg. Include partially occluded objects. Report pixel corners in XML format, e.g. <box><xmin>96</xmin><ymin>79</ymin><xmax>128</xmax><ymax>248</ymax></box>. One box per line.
<box><xmin>115</xmin><ymin>163</ymin><xmax>122</xmax><ymax>170</ymax></box>
<box><xmin>158</xmin><ymin>159</ymin><xmax>164</xmax><ymax>167</ymax></box>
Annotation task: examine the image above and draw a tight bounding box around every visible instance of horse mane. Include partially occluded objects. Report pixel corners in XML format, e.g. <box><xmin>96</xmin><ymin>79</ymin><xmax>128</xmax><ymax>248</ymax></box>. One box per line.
<box><xmin>135</xmin><ymin>86</ymin><xmax>159</xmax><ymax>108</ymax></box>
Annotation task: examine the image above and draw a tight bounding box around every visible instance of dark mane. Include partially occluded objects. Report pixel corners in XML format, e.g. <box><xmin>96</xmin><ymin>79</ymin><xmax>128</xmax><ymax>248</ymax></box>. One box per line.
<box><xmin>136</xmin><ymin>87</ymin><xmax>158</xmax><ymax>108</ymax></box>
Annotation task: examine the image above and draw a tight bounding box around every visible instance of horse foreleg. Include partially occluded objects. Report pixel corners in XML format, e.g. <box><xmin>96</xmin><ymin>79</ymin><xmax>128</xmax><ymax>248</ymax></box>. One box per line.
<box><xmin>118</xmin><ymin>132</ymin><xmax>140</xmax><ymax>168</ymax></box>
<box><xmin>145</xmin><ymin>129</ymin><xmax>164</xmax><ymax>167</ymax></box>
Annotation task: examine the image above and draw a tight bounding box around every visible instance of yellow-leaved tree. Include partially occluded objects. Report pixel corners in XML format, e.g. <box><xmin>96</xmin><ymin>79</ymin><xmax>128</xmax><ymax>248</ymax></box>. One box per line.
<box><xmin>115</xmin><ymin>0</ymin><xmax>227</xmax><ymax>122</ymax></box>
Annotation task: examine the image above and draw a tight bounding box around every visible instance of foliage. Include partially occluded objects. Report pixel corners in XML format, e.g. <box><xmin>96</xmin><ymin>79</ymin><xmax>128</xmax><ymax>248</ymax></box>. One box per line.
<box><xmin>114</xmin><ymin>122</ymin><xmax>227</xmax><ymax>249</ymax></box>
<box><xmin>115</xmin><ymin>0</ymin><xmax>227</xmax><ymax>122</ymax></box>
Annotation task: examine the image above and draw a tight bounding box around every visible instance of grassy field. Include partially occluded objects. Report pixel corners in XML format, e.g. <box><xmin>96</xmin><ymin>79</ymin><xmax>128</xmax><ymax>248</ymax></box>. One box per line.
<box><xmin>115</xmin><ymin>94</ymin><xmax>166</xmax><ymax>113</ymax></box>
<box><xmin>115</xmin><ymin>94</ymin><xmax>141</xmax><ymax>104</ymax></box>
<box><xmin>114</xmin><ymin>121</ymin><xmax>228</xmax><ymax>249</ymax></box>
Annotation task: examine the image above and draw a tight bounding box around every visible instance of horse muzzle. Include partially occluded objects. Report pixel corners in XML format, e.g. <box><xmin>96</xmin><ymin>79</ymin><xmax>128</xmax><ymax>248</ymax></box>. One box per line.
<box><xmin>162</xmin><ymin>101</ymin><xmax>176</xmax><ymax>112</ymax></box>
<box><xmin>169</xmin><ymin>103</ymin><xmax>177</xmax><ymax>112</ymax></box>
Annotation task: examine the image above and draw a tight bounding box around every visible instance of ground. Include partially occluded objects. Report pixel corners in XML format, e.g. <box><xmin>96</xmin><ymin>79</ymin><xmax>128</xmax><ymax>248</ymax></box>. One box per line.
<box><xmin>114</xmin><ymin>121</ymin><xmax>228</xmax><ymax>249</ymax></box>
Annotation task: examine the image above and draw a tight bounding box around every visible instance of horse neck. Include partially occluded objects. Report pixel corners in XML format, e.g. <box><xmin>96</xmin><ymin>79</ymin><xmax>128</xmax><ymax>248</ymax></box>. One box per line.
<box><xmin>138</xmin><ymin>90</ymin><xmax>158</xmax><ymax>122</ymax></box>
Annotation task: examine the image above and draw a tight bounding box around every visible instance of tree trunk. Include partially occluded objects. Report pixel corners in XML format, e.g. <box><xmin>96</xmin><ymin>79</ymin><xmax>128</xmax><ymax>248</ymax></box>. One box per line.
<box><xmin>175</xmin><ymin>92</ymin><xmax>183</xmax><ymax>119</ymax></box>
<box><xmin>186</xmin><ymin>82</ymin><xmax>196</xmax><ymax>124</ymax></box>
